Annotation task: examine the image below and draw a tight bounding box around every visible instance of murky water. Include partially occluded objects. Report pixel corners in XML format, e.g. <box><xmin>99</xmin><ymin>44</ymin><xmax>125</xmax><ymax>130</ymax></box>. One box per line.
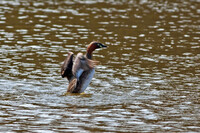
<box><xmin>0</xmin><ymin>0</ymin><xmax>200</xmax><ymax>132</ymax></box>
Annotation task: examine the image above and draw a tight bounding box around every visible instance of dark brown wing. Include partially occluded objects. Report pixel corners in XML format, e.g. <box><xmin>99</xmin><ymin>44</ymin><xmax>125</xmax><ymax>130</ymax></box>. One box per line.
<box><xmin>61</xmin><ymin>52</ymin><xmax>74</xmax><ymax>81</ymax></box>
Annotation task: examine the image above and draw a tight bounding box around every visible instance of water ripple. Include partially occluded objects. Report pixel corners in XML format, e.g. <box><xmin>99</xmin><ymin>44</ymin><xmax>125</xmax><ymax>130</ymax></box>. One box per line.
<box><xmin>0</xmin><ymin>0</ymin><xmax>200</xmax><ymax>132</ymax></box>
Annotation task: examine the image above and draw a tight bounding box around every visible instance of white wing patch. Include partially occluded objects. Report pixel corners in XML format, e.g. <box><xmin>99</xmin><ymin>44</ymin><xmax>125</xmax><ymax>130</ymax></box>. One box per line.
<box><xmin>79</xmin><ymin>69</ymin><xmax>95</xmax><ymax>93</ymax></box>
<box><xmin>75</xmin><ymin>68</ymin><xmax>84</xmax><ymax>80</ymax></box>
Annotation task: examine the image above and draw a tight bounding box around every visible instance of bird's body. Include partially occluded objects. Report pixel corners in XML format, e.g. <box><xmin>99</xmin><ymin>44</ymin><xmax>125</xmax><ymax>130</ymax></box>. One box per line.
<box><xmin>61</xmin><ymin>42</ymin><xmax>107</xmax><ymax>93</ymax></box>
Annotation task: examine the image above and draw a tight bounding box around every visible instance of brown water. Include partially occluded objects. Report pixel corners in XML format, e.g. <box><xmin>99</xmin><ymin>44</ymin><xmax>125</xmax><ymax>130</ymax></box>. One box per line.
<box><xmin>0</xmin><ymin>0</ymin><xmax>200</xmax><ymax>132</ymax></box>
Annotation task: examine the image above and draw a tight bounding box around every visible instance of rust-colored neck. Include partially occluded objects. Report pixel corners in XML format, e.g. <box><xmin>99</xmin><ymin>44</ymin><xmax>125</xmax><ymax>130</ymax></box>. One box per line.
<box><xmin>86</xmin><ymin>44</ymin><xmax>97</xmax><ymax>59</ymax></box>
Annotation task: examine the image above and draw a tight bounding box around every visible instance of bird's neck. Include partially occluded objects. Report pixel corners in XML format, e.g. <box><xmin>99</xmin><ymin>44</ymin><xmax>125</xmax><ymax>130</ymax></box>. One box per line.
<box><xmin>86</xmin><ymin>44</ymin><xmax>96</xmax><ymax>59</ymax></box>
<box><xmin>86</xmin><ymin>52</ymin><xmax>92</xmax><ymax>59</ymax></box>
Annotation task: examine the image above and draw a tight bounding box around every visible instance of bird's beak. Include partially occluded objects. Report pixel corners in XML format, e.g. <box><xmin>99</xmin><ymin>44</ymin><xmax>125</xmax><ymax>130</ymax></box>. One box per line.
<box><xmin>101</xmin><ymin>44</ymin><xmax>107</xmax><ymax>48</ymax></box>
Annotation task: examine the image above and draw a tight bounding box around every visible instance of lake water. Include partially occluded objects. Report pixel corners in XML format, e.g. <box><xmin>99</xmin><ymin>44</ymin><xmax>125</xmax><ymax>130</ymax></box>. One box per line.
<box><xmin>0</xmin><ymin>0</ymin><xmax>200</xmax><ymax>132</ymax></box>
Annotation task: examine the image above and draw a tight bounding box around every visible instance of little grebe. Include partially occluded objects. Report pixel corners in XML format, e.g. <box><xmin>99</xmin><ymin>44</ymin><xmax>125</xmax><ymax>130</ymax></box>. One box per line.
<box><xmin>61</xmin><ymin>41</ymin><xmax>107</xmax><ymax>93</ymax></box>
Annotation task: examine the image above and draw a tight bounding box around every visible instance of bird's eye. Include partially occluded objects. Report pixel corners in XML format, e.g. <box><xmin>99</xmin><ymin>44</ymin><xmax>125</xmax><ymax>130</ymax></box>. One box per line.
<box><xmin>98</xmin><ymin>43</ymin><xmax>102</xmax><ymax>47</ymax></box>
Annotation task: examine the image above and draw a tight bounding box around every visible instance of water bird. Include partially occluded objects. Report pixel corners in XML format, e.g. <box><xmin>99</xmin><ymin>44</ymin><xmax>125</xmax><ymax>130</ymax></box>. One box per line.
<box><xmin>61</xmin><ymin>41</ymin><xmax>107</xmax><ymax>93</ymax></box>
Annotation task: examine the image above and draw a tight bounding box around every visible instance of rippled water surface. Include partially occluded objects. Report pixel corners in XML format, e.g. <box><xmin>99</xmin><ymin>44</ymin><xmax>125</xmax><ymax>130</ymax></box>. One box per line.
<box><xmin>0</xmin><ymin>0</ymin><xmax>200</xmax><ymax>132</ymax></box>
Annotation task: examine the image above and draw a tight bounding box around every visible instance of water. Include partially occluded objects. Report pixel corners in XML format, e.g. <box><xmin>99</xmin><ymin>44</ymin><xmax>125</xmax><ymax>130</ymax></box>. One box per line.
<box><xmin>0</xmin><ymin>0</ymin><xmax>200</xmax><ymax>132</ymax></box>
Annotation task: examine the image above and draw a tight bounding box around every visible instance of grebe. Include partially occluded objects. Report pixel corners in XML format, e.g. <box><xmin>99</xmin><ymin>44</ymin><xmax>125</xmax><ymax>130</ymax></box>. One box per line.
<box><xmin>61</xmin><ymin>41</ymin><xmax>107</xmax><ymax>93</ymax></box>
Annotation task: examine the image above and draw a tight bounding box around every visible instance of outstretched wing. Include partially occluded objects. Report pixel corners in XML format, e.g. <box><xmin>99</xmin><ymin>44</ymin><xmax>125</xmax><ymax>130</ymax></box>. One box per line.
<box><xmin>64</xmin><ymin>52</ymin><xmax>99</xmax><ymax>93</ymax></box>
<box><xmin>72</xmin><ymin>53</ymin><xmax>99</xmax><ymax>80</ymax></box>
<box><xmin>61</xmin><ymin>52</ymin><xmax>74</xmax><ymax>81</ymax></box>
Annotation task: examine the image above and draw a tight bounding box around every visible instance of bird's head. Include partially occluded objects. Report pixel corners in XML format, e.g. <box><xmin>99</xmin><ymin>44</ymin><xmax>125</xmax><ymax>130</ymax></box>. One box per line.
<box><xmin>86</xmin><ymin>41</ymin><xmax>107</xmax><ymax>59</ymax></box>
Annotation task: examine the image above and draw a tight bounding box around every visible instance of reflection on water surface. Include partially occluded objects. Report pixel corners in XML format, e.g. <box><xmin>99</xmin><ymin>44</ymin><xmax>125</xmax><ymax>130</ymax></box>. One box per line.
<box><xmin>0</xmin><ymin>0</ymin><xmax>200</xmax><ymax>132</ymax></box>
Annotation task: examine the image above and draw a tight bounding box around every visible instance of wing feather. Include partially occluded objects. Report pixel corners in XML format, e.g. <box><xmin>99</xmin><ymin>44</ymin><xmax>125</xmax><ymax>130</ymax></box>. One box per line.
<box><xmin>61</xmin><ymin>52</ymin><xmax>74</xmax><ymax>81</ymax></box>
<box><xmin>72</xmin><ymin>53</ymin><xmax>84</xmax><ymax>80</ymax></box>
<box><xmin>65</xmin><ymin>52</ymin><xmax>99</xmax><ymax>93</ymax></box>
<box><xmin>72</xmin><ymin>53</ymin><xmax>99</xmax><ymax>80</ymax></box>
